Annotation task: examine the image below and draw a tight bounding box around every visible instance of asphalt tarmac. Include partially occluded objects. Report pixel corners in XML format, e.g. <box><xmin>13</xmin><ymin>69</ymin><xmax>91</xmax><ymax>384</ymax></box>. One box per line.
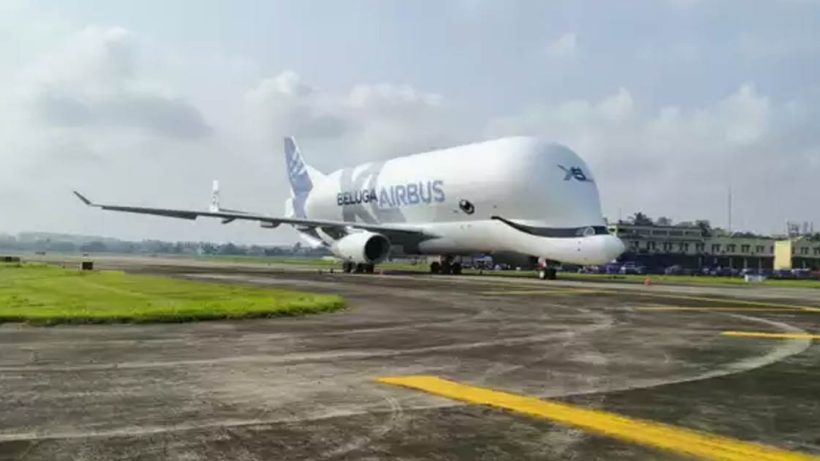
<box><xmin>1</xmin><ymin>257</ymin><xmax>819</xmax><ymax>460</ymax></box>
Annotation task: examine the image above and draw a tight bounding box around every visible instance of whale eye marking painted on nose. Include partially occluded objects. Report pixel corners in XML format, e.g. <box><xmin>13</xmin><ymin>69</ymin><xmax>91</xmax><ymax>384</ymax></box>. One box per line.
<box><xmin>558</xmin><ymin>165</ymin><xmax>593</xmax><ymax>183</ymax></box>
<box><xmin>459</xmin><ymin>199</ymin><xmax>475</xmax><ymax>215</ymax></box>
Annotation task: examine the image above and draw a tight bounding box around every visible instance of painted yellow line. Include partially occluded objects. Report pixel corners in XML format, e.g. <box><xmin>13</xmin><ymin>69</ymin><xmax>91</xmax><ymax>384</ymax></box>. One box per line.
<box><xmin>480</xmin><ymin>286</ymin><xmax>820</xmax><ymax>313</ymax></box>
<box><xmin>636</xmin><ymin>306</ymin><xmax>811</xmax><ymax>313</ymax></box>
<box><xmin>722</xmin><ymin>331</ymin><xmax>820</xmax><ymax>340</ymax></box>
<box><xmin>486</xmin><ymin>288</ymin><xmax>820</xmax><ymax>312</ymax></box>
<box><xmin>378</xmin><ymin>375</ymin><xmax>819</xmax><ymax>461</ymax></box>
<box><xmin>631</xmin><ymin>292</ymin><xmax>820</xmax><ymax>313</ymax></box>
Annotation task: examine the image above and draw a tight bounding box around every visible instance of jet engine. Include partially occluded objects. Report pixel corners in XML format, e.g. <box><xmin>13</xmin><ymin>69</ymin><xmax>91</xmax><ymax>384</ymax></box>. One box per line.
<box><xmin>332</xmin><ymin>232</ymin><xmax>391</xmax><ymax>264</ymax></box>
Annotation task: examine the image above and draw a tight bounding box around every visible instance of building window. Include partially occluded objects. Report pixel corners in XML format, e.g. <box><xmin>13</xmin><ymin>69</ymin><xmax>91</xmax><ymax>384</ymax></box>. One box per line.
<box><xmin>800</xmin><ymin>247</ymin><xmax>809</xmax><ymax>255</ymax></box>
<box><xmin>679</xmin><ymin>242</ymin><xmax>689</xmax><ymax>252</ymax></box>
<box><xmin>741</xmin><ymin>244</ymin><xmax>750</xmax><ymax>253</ymax></box>
<box><xmin>669</xmin><ymin>230</ymin><xmax>683</xmax><ymax>237</ymax></box>
<box><xmin>711</xmin><ymin>244</ymin><xmax>721</xmax><ymax>253</ymax></box>
<box><xmin>756</xmin><ymin>245</ymin><xmax>765</xmax><ymax>253</ymax></box>
<box><xmin>770</xmin><ymin>246</ymin><xmax>774</xmax><ymax>253</ymax></box>
<box><xmin>647</xmin><ymin>241</ymin><xmax>656</xmax><ymax>251</ymax></box>
<box><xmin>662</xmin><ymin>242</ymin><xmax>672</xmax><ymax>252</ymax></box>
<box><xmin>696</xmin><ymin>243</ymin><xmax>705</xmax><ymax>253</ymax></box>
<box><xmin>727</xmin><ymin>244</ymin><xmax>736</xmax><ymax>253</ymax></box>
<box><xmin>814</xmin><ymin>247</ymin><xmax>820</xmax><ymax>256</ymax></box>
<box><xmin>630</xmin><ymin>240</ymin><xmax>640</xmax><ymax>249</ymax></box>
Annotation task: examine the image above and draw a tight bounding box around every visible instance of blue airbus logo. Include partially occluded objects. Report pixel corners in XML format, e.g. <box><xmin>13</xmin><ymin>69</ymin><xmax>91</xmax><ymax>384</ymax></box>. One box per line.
<box><xmin>337</xmin><ymin>180</ymin><xmax>445</xmax><ymax>208</ymax></box>
<box><xmin>558</xmin><ymin>165</ymin><xmax>593</xmax><ymax>182</ymax></box>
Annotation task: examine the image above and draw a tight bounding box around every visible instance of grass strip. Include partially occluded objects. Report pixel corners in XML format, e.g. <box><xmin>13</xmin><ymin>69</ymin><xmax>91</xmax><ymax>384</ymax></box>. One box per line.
<box><xmin>0</xmin><ymin>263</ymin><xmax>344</xmax><ymax>325</ymax></box>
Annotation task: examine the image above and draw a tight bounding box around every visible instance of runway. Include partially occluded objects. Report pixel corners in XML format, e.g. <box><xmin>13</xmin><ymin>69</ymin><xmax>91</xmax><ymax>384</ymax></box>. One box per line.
<box><xmin>1</xmin><ymin>257</ymin><xmax>819</xmax><ymax>460</ymax></box>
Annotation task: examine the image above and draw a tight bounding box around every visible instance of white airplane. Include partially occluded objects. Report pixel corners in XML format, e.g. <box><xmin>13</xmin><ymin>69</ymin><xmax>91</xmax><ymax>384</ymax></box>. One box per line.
<box><xmin>74</xmin><ymin>136</ymin><xmax>624</xmax><ymax>279</ymax></box>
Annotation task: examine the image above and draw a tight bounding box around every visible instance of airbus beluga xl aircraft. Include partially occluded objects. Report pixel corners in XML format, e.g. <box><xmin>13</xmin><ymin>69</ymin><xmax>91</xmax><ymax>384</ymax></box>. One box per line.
<box><xmin>74</xmin><ymin>136</ymin><xmax>625</xmax><ymax>279</ymax></box>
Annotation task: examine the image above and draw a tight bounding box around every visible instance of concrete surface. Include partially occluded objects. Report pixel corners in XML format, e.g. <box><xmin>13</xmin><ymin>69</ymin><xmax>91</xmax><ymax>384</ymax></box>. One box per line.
<box><xmin>1</xmin><ymin>257</ymin><xmax>818</xmax><ymax>460</ymax></box>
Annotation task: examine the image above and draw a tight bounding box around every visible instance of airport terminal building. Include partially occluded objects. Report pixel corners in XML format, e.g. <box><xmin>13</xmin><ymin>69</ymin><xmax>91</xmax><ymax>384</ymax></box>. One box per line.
<box><xmin>607</xmin><ymin>222</ymin><xmax>820</xmax><ymax>271</ymax></box>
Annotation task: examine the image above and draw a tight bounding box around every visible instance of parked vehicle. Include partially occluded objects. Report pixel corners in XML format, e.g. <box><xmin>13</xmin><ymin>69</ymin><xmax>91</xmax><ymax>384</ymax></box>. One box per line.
<box><xmin>772</xmin><ymin>269</ymin><xmax>794</xmax><ymax>279</ymax></box>
<box><xmin>791</xmin><ymin>268</ymin><xmax>813</xmax><ymax>279</ymax></box>
<box><xmin>664</xmin><ymin>265</ymin><xmax>693</xmax><ymax>276</ymax></box>
<box><xmin>578</xmin><ymin>265</ymin><xmax>601</xmax><ymax>274</ymax></box>
<box><xmin>708</xmin><ymin>267</ymin><xmax>735</xmax><ymax>277</ymax></box>
<box><xmin>603</xmin><ymin>263</ymin><xmax>621</xmax><ymax>274</ymax></box>
<box><xmin>620</xmin><ymin>264</ymin><xmax>646</xmax><ymax>275</ymax></box>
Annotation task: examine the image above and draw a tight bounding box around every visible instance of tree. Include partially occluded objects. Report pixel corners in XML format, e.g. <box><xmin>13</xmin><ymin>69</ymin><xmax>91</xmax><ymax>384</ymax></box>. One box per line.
<box><xmin>218</xmin><ymin>243</ymin><xmax>246</xmax><ymax>255</ymax></box>
<box><xmin>695</xmin><ymin>220</ymin><xmax>712</xmax><ymax>237</ymax></box>
<box><xmin>80</xmin><ymin>241</ymin><xmax>107</xmax><ymax>253</ymax></box>
<box><xmin>656</xmin><ymin>216</ymin><xmax>673</xmax><ymax>226</ymax></box>
<box><xmin>629</xmin><ymin>212</ymin><xmax>654</xmax><ymax>226</ymax></box>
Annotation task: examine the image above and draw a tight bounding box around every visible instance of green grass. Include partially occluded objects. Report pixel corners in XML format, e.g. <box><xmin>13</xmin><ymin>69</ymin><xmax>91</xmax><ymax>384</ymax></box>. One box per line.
<box><xmin>0</xmin><ymin>263</ymin><xmax>344</xmax><ymax>325</ymax></box>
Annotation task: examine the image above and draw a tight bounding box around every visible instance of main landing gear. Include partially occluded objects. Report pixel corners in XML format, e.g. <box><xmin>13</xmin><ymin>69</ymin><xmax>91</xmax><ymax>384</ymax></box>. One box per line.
<box><xmin>341</xmin><ymin>261</ymin><xmax>375</xmax><ymax>274</ymax></box>
<box><xmin>538</xmin><ymin>267</ymin><xmax>557</xmax><ymax>280</ymax></box>
<box><xmin>429</xmin><ymin>256</ymin><xmax>462</xmax><ymax>275</ymax></box>
<box><xmin>537</xmin><ymin>259</ymin><xmax>558</xmax><ymax>280</ymax></box>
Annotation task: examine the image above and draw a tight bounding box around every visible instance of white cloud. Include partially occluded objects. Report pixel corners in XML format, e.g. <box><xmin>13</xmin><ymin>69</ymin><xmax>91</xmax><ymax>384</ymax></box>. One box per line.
<box><xmin>18</xmin><ymin>26</ymin><xmax>211</xmax><ymax>139</ymax></box>
<box><xmin>545</xmin><ymin>33</ymin><xmax>577</xmax><ymax>58</ymax></box>
<box><xmin>486</xmin><ymin>83</ymin><xmax>818</xmax><ymax>233</ymax></box>
<box><xmin>243</xmin><ymin>71</ymin><xmax>461</xmax><ymax>166</ymax></box>
<box><xmin>26</xmin><ymin>26</ymin><xmax>135</xmax><ymax>92</ymax></box>
<box><xmin>1</xmin><ymin>2</ymin><xmax>819</xmax><ymax>242</ymax></box>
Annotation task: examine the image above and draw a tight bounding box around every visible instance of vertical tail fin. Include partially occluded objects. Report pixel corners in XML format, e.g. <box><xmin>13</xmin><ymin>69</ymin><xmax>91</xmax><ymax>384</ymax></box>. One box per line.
<box><xmin>209</xmin><ymin>180</ymin><xmax>220</xmax><ymax>212</ymax></box>
<box><xmin>285</xmin><ymin>137</ymin><xmax>313</xmax><ymax>198</ymax></box>
<box><xmin>284</xmin><ymin>137</ymin><xmax>324</xmax><ymax>218</ymax></box>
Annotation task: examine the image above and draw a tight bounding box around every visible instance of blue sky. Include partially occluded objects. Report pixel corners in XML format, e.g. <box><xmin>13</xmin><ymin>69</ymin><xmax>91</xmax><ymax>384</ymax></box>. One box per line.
<box><xmin>1</xmin><ymin>0</ymin><xmax>819</xmax><ymax>242</ymax></box>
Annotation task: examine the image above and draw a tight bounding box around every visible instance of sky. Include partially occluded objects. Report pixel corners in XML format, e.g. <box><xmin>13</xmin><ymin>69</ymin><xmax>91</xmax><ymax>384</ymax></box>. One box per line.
<box><xmin>1</xmin><ymin>0</ymin><xmax>819</xmax><ymax>244</ymax></box>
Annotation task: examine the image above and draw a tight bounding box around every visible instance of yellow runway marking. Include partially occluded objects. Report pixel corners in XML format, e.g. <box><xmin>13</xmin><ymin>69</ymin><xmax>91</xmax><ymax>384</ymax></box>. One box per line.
<box><xmin>632</xmin><ymin>292</ymin><xmax>820</xmax><ymax>312</ymax></box>
<box><xmin>484</xmin><ymin>288</ymin><xmax>820</xmax><ymax>312</ymax></box>
<box><xmin>722</xmin><ymin>331</ymin><xmax>820</xmax><ymax>340</ymax></box>
<box><xmin>378</xmin><ymin>375</ymin><xmax>820</xmax><ymax>461</ymax></box>
<box><xmin>636</xmin><ymin>306</ymin><xmax>811</xmax><ymax>313</ymax></box>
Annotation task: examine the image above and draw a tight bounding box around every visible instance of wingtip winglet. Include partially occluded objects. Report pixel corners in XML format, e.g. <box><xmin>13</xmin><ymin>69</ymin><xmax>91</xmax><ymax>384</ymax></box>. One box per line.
<box><xmin>73</xmin><ymin>191</ymin><xmax>93</xmax><ymax>206</ymax></box>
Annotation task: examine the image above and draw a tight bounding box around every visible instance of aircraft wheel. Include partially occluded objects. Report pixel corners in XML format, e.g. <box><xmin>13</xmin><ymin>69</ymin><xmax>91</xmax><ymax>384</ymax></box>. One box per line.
<box><xmin>355</xmin><ymin>263</ymin><xmax>366</xmax><ymax>273</ymax></box>
<box><xmin>430</xmin><ymin>261</ymin><xmax>441</xmax><ymax>274</ymax></box>
<box><xmin>440</xmin><ymin>262</ymin><xmax>452</xmax><ymax>275</ymax></box>
<box><xmin>452</xmin><ymin>262</ymin><xmax>463</xmax><ymax>275</ymax></box>
<box><xmin>538</xmin><ymin>268</ymin><xmax>557</xmax><ymax>280</ymax></box>
<box><xmin>366</xmin><ymin>264</ymin><xmax>375</xmax><ymax>274</ymax></box>
<box><xmin>342</xmin><ymin>261</ymin><xmax>354</xmax><ymax>273</ymax></box>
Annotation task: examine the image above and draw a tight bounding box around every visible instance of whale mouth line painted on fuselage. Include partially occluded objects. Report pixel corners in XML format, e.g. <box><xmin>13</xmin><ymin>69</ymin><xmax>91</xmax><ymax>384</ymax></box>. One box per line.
<box><xmin>491</xmin><ymin>216</ymin><xmax>608</xmax><ymax>238</ymax></box>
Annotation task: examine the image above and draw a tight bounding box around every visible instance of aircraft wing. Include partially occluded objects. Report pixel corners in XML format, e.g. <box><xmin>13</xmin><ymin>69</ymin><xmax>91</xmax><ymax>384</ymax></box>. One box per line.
<box><xmin>73</xmin><ymin>191</ymin><xmax>432</xmax><ymax>239</ymax></box>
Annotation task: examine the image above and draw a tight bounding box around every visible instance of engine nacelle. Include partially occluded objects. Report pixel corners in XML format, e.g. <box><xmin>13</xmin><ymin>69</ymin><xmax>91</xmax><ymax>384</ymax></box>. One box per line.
<box><xmin>332</xmin><ymin>232</ymin><xmax>391</xmax><ymax>264</ymax></box>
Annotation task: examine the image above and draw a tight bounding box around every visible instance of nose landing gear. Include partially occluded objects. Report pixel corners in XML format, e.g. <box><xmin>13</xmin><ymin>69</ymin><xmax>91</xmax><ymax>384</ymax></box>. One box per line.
<box><xmin>429</xmin><ymin>256</ymin><xmax>462</xmax><ymax>275</ymax></box>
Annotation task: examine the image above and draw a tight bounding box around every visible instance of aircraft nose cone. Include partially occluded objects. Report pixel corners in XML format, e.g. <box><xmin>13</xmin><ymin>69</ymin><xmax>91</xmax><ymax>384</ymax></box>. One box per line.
<box><xmin>605</xmin><ymin>235</ymin><xmax>626</xmax><ymax>261</ymax></box>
